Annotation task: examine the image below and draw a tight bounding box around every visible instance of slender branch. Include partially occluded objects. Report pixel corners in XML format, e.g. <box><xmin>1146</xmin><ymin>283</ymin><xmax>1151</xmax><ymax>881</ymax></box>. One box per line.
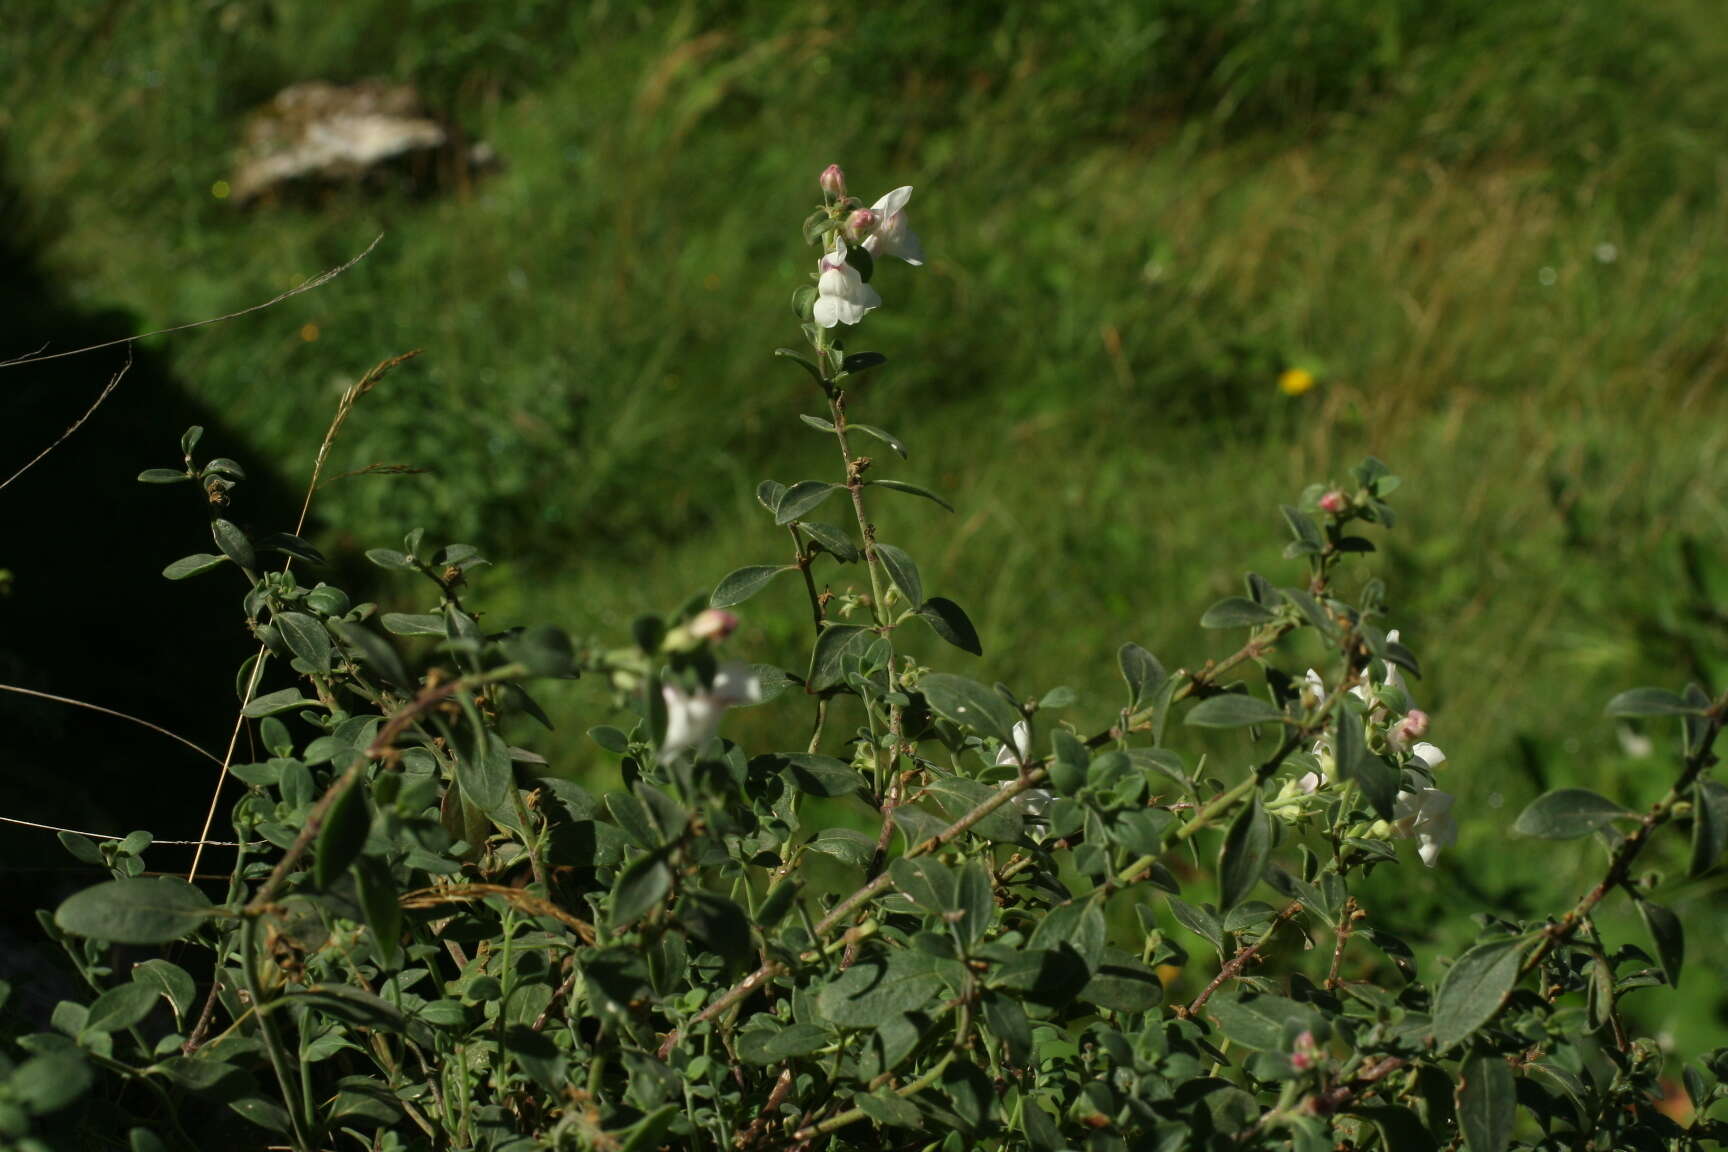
<box><xmin>1185</xmin><ymin>899</ymin><xmax>1303</xmax><ymax>1017</ymax></box>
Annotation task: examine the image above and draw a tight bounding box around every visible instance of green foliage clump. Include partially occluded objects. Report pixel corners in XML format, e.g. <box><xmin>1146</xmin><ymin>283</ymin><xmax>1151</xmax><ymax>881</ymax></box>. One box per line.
<box><xmin>2</xmin><ymin>172</ymin><xmax>1726</xmax><ymax>1151</ymax></box>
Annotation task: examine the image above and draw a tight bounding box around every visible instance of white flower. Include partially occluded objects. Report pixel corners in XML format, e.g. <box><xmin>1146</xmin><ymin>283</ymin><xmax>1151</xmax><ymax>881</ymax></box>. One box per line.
<box><xmin>1297</xmin><ymin>736</ymin><xmax>1332</xmax><ymax>795</ymax></box>
<box><xmin>1392</xmin><ymin>787</ymin><xmax>1458</xmax><ymax>868</ymax></box>
<box><xmin>860</xmin><ymin>186</ymin><xmax>924</xmax><ymax>266</ymax></box>
<box><xmin>812</xmin><ymin>240</ymin><xmax>881</xmax><ymax>328</ymax></box>
<box><xmin>1618</xmin><ymin>725</ymin><xmax>1654</xmax><ymax>760</ymax></box>
<box><xmin>994</xmin><ymin>720</ymin><xmax>1052</xmax><ymax>818</ymax></box>
<box><xmin>1300</xmin><ymin>668</ymin><xmax>1325</xmax><ymax>710</ymax></box>
<box><xmin>994</xmin><ymin>720</ymin><xmax>1032</xmax><ymax>767</ymax></box>
<box><xmin>1382</xmin><ymin>629</ymin><xmax>1406</xmax><ymax>696</ymax></box>
<box><xmin>1410</xmin><ymin>741</ymin><xmax>1447</xmax><ymax>772</ymax></box>
<box><xmin>658</xmin><ymin>662</ymin><xmax>762</xmax><ymax>763</ymax></box>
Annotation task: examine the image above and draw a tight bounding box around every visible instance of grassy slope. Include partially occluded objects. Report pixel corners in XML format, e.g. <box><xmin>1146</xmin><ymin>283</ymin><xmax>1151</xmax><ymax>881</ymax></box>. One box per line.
<box><xmin>6</xmin><ymin>0</ymin><xmax>1728</xmax><ymax>1053</ymax></box>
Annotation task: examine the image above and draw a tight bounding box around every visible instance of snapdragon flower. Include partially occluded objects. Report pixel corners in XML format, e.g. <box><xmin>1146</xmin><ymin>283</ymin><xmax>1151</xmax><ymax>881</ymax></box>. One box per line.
<box><xmin>812</xmin><ymin>239</ymin><xmax>880</xmax><ymax>328</ymax></box>
<box><xmin>860</xmin><ymin>186</ymin><xmax>924</xmax><ymax>266</ymax></box>
<box><xmin>1392</xmin><ymin>786</ymin><xmax>1458</xmax><ymax>867</ymax></box>
<box><xmin>659</xmin><ymin>663</ymin><xmax>762</xmax><ymax>763</ymax></box>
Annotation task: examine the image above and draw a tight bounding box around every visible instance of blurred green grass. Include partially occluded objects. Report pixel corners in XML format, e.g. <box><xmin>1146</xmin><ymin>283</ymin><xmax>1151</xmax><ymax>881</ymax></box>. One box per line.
<box><xmin>6</xmin><ymin>0</ymin><xmax>1728</xmax><ymax>1053</ymax></box>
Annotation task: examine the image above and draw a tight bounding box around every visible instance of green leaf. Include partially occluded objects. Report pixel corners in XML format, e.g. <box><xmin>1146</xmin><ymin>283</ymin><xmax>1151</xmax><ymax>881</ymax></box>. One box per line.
<box><xmin>131</xmin><ymin>959</ymin><xmax>196</xmax><ymax>1027</ymax></box>
<box><xmin>241</xmin><ymin>687</ymin><xmax>314</xmax><ymax>718</ymax></box>
<box><xmin>1205</xmin><ymin>993</ymin><xmax>1310</xmax><ymax>1050</ymax></box>
<box><xmin>1690</xmin><ymin>779</ymin><xmax>1728</xmax><ymax>877</ymax></box>
<box><xmin>799</xmin><ymin>413</ymin><xmax>837</xmax><ymax>432</ymax></box>
<box><xmin>55</xmin><ymin>878</ymin><xmax>213</xmax><ymax>944</ymax></box>
<box><xmin>1432</xmin><ymin>939</ymin><xmax>1525</xmax><ymax>1051</ymax></box>
<box><xmin>314</xmin><ymin>778</ymin><xmax>369</xmax><ymax>889</ymax></box>
<box><xmin>773</xmin><ymin>347</ymin><xmax>823</xmax><ymax>385</ymax></box>
<box><xmin>589</xmin><ymin>725</ymin><xmax>631</xmax><ymax>754</ymax></box>
<box><xmin>756</xmin><ymin>480</ymin><xmax>787</xmax><ymax>514</ymax></box>
<box><xmin>1078</xmin><ymin>948</ymin><xmax>1164</xmax><ymax>1013</ymax></box>
<box><xmin>874</xmin><ymin>543</ymin><xmax>923</xmax><ymax>608</ymax></box>
<box><xmin>1513</xmin><ymin>788</ymin><xmax>1633</xmax><ymax>839</ymax></box>
<box><xmin>379</xmin><ymin>612</ymin><xmax>445</xmax><ymax>636</ymax></box>
<box><xmin>805</xmin><ymin>827</ymin><xmax>876</xmax><ymax>868</ymax></box>
<box><xmin>275</xmin><ymin>611</ymin><xmax>333</xmax><ymax>676</ymax></box>
<box><xmin>1281</xmin><ymin>505</ymin><xmax>1323</xmax><ymax>555</ymax></box>
<box><xmin>458</xmin><ymin>731</ymin><xmax>513</xmax><ymax>814</ymax></box>
<box><xmin>923</xmin><ymin>777</ymin><xmax>1025</xmax><ymax>843</ymax></box>
<box><xmin>1635</xmin><ymin>898</ymin><xmax>1683</xmax><ymax>989</ymax></box>
<box><xmin>890</xmin><ymin>856</ymin><xmax>959</xmax><ymax>919</ymax></box>
<box><xmin>736</xmin><ymin>1021</ymin><xmax>831</xmax><ymax>1065</ymax></box>
<box><xmin>857</xmin><ymin>1092</ymin><xmax>923</xmax><ymax>1129</ymax></box>
<box><xmin>678</xmin><ymin>891</ymin><xmax>753</xmax><ymax>976</ymax></box>
<box><xmin>809</xmin><ymin>624</ymin><xmax>876</xmax><ymax>691</ymax></box>
<box><xmin>850</xmin><ymin>423</ymin><xmax>907</xmax><ymax>458</ymax></box>
<box><xmin>83</xmin><ymin>982</ymin><xmax>160</xmax><ymax>1035</ymax></box>
<box><xmin>180</xmin><ymin>425</ymin><xmax>204</xmax><ymax>456</ymax></box>
<box><xmin>710</xmin><ymin>565</ymin><xmax>792</xmax><ymax>608</ymax></box>
<box><xmin>9</xmin><ymin>1049</ymin><xmax>92</xmax><ymax>1115</ymax></box>
<box><xmin>781</xmin><ymin>754</ymin><xmax>869</xmax><ymax>797</ymax></box>
<box><xmin>867</xmin><ymin>479</ymin><xmax>954</xmax><ymax>512</ymax></box>
<box><xmin>211</xmin><ymin>518</ymin><xmax>255</xmax><ymax>571</ymax></box>
<box><xmin>1605</xmin><ymin>687</ymin><xmax>1701</xmax><ymax>717</ymax></box>
<box><xmin>798</xmin><ymin>520</ymin><xmax>859</xmax><ymax>562</ymax></box>
<box><xmin>1167</xmin><ymin>895</ymin><xmax>1225</xmax><ymax>955</ymax></box>
<box><xmin>364</xmin><ymin>548</ymin><xmax>417</xmax><ymax>572</ymax></box>
<box><xmin>611</xmin><ymin>855</ymin><xmax>673</xmax><ymax>929</ymax></box>
<box><xmin>840</xmin><ymin>351</ymin><xmax>887</xmax><ymax>376</ymax></box>
<box><xmin>917</xmin><ymin>597</ymin><xmax>982</xmax><ymax>655</ymax></box>
<box><xmin>815</xmin><ymin>954</ymin><xmax>947</xmax><ymax>1028</ymax></box>
<box><xmin>1185</xmin><ymin>694</ymin><xmax>1284</xmax><ymax>729</ymax></box>
<box><xmin>956</xmin><ymin>861</ymin><xmax>993</xmax><ymax>950</ymax></box>
<box><xmin>356</xmin><ymin>857</ymin><xmax>402</xmax><ymax>969</ymax></box>
<box><xmin>1118</xmin><ymin>643</ymin><xmax>1167</xmax><ymax>712</ymax></box>
<box><xmin>919</xmin><ymin>673</ymin><xmax>1022</xmax><ymax>746</ymax></box>
<box><xmin>162</xmin><ymin>553</ymin><xmax>227</xmax><ymax>580</ymax></box>
<box><xmin>330</xmin><ymin>621</ymin><xmax>410</xmax><ymax>686</ymax></box>
<box><xmin>1200</xmin><ymin>597</ymin><xmax>1279</xmax><ymax>628</ymax></box>
<box><xmin>137</xmin><ymin>468</ymin><xmax>190</xmax><ymax>484</ymax></box>
<box><xmin>1458</xmin><ymin>1050</ymin><xmax>1516</xmax><ymax>1152</ymax></box>
<box><xmin>774</xmin><ymin>480</ymin><xmax>843</xmax><ymax>525</ymax></box>
<box><xmin>1219</xmin><ymin>792</ymin><xmax>1272</xmax><ymax>910</ymax></box>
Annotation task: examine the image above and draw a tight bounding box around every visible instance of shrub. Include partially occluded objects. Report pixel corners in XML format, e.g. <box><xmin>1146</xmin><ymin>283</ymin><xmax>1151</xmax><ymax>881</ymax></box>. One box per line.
<box><xmin>2</xmin><ymin>169</ymin><xmax>1725</xmax><ymax>1151</ymax></box>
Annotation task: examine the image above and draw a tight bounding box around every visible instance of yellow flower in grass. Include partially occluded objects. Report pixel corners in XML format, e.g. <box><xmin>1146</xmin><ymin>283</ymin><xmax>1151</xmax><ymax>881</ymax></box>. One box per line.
<box><xmin>1277</xmin><ymin>367</ymin><xmax>1316</xmax><ymax>397</ymax></box>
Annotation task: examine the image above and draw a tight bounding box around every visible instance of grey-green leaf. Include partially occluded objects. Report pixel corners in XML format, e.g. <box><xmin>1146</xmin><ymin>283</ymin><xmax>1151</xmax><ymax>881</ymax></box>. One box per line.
<box><xmin>1431</xmin><ymin>939</ymin><xmax>1524</xmax><ymax>1052</ymax></box>
<box><xmin>711</xmin><ymin>565</ymin><xmax>792</xmax><ymax>608</ymax></box>
<box><xmin>1458</xmin><ymin>1050</ymin><xmax>1516</xmax><ymax>1152</ymax></box>
<box><xmin>1690</xmin><ymin>779</ymin><xmax>1728</xmax><ymax>877</ymax></box>
<box><xmin>1605</xmin><ymin>687</ymin><xmax>1701</xmax><ymax>717</ymax></box>
<box><xmin>55</xmin><ymin>878</ymin><xmax>214</xmax><ymax>944</ymax></box>
<box><xmin>918</xmin><ymin>673</ymin><xmax>1022</xmax><ymax>746</ymax></box>
<box><xmin>867</xmin><ymin>479</ymin><xmax>954</xmax><ymax>512</ymax></box>
<box><xmin>163</xmin><ymin>553</ymin><xmax>227</xmax><ymax>580</ymax></box>
<box><xmin>1119</xmin><ymin>643</ymin><xmax>1166</xmax><ymax>712</ymax></box>
<box><xmin>276</xmin><ymin>611</ymin><xmax>333</xmax><ymax>676</ymax></box>
<box><xmin>874</xmin><ymin>543</ymin><xmax>923</xmax><ymax>608</ymax></box>
<box><xmin>850</xmin><ymin>423</ymin><xmax>907</xmax><ymax>458</ymax></box>
<box><xmin>83</xmin><ymin>982</ymin><xmax>160</xmax><ymax>1035</ymax></box>
<box><xmin>917</xmin><ymin>597</ymin><xmax>983</xmax><ymax>655</ymax></box>
<box><xmin>1185</xmin><ymin>694</ymin><xmax>1284</xmax><ymax>729</ymax></box>
<box><xmin>1636</xmin><ymin>898</ymin><xmax>1683</xmax><ymax>989</ymax></box>
<box><xmin>774</xmin><ymin>481</ymin><xmax>843</xmax><ymax>525</ymax></box>
<box><xmin>1513</xmin><ymin>788</ymin><xmax>1633</xmax><ymax>840</ymax></box>
<box><xmin>211</xmin><ymin>518</ymin><xmax>255</xmax><ymax>571</ymax></box>
<box><xmin>1200</xmin><ymin>597</ymin><xmax>1279</xmax><ymax>629</ymax></box>
<box><xmin>1219</xmin><ymin>792</ymin><xmax>1272</xmax><ymax>910</ymax></box>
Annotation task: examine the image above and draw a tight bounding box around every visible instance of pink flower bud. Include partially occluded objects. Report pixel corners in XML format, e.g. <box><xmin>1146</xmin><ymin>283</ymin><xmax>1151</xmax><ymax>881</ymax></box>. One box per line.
<box><xmin>1290</xmin><ymin>1029</ymin><xmax>1320</xmax><ymax>1071</ymax></box>
<box><xmin>1319</xmin><ymin>490</ymin><xmax>1348</xmax><ymax>515</ymax></box>
<box><xmin>1392</xmin><ymin>709</ymin><xmax>1430</xmax><ymax>747</ymax></box>
<box><xmin>845</xmin><ymin>208</ymin><xmax>878</xmax><ymax>241</ymax></box>
<box><xmin>689</xmin><ymin>609</ymin><xmax>739</xmax><ymax>642</ymax></box>
<box><xmin>819</xmin><ymin>164</ymin><xmax>847</xmax><ymax>198</ymax></box>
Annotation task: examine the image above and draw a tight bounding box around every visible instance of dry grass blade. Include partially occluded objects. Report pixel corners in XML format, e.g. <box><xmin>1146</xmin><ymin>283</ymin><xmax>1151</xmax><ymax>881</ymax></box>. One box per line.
<box><xmin>398</xmin><ymin>883</ymin><xmax>598</xmax><ymax>944</ymax></box>
<box><xmin>186</xmin><ymin>347</ymin><xmax>422</xmax><ymax>882</ymax></box>
<box><xmin>0</xmin><ymin>234</ymin><xmax>383</xmax><ymax>368</ymax></box>
<box><xmin>0</xmin><ymin>350</ymin><xmax>130</xmax><ymax>494</ymax></box>
<box><xmin>0</xmin><ymin>680</ymin><xmax>222</xmax><ymax>765</ymax></box>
